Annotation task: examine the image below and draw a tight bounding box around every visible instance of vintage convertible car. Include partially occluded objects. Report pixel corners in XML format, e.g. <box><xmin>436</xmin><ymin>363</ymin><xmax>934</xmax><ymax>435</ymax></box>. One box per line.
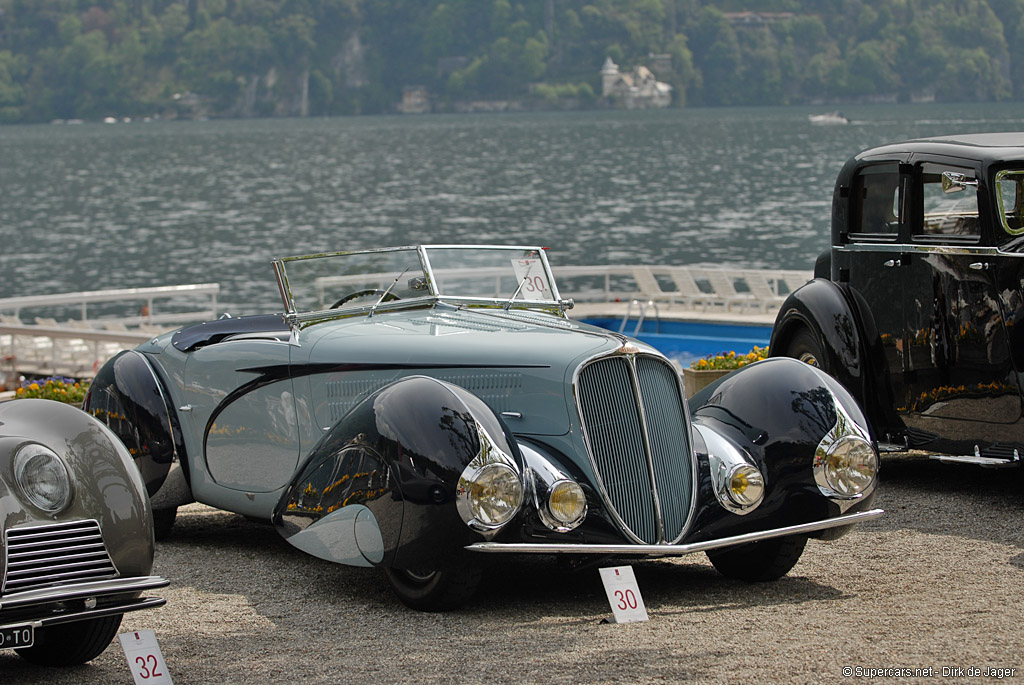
<box><xmin>0</xmin><ymin>398</ymin><xmax>168</xmax><ymax>665</ymax></box>
<box><xmin>772</xmin><ymin>134</ymin><xmax>1024</xmax><ymax>466</ymax></box>
<box><xmin>85</xmin><ymin>245</ymin><xmax>882</xmax><ymax>611</ymax></box>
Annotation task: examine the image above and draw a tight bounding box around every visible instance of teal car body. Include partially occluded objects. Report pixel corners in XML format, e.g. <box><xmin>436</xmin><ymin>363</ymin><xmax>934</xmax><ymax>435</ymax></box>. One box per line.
<box><xmin>86</xmin><ymin>245</ymin><xmax>882</xmax><ymax>610</ymax></box>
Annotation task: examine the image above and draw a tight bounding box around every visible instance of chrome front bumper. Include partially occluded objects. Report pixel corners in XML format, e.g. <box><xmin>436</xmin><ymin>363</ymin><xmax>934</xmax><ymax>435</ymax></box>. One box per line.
<box><xmin>0</xmin><ymin>575</ymin><xmax>169</xmax><ymax>631</ymax></box>
<box><xmin>467</xmin><ymin>508</ymin><xmax>883</xmax><ymax>556</ymax></box>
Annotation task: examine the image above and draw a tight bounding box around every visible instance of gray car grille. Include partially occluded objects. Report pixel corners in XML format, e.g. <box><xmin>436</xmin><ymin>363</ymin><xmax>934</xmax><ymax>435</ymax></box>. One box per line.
<box><xmin>576</xmin><ymin>354</ymin><xmax>693</xmax><ymax>544</ymax></box>
<box><xmin>2</xmin><ymin>520</ymin><xmax>118</xmax><ymax>594</ymax></box>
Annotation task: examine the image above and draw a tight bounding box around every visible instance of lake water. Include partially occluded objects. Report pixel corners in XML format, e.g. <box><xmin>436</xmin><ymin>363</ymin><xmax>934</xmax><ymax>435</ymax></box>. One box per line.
<box><xmin>3</xmin><ymin>102</ymin><xmax>1024</xmax><ymax>314</ymax></box>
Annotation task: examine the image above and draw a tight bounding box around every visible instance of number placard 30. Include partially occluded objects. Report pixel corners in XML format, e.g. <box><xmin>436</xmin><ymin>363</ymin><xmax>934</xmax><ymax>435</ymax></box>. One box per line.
<box><xmin>599</xmin><ymin>565</ymin><xmax>650</xmax><ymax>624</ymax></box>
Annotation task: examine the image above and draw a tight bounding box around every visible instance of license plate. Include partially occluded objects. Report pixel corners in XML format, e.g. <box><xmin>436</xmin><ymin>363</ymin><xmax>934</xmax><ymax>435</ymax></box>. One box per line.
<box><xmin>0</xmin><ymin>623</ymin><xmax>34</xmax><ymax>649</ymax></box>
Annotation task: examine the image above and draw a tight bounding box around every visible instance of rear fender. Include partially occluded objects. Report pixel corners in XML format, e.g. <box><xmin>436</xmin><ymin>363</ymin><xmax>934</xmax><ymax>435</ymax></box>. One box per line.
<box><xmin>769</xmin><ymin>279</ymin><xmax>901</xmax><ymax>438</ymax></box>
<box><xmin>274</xmin><ymin>375</ymin><xmax>521</xmax><ymax>570</ymax></box>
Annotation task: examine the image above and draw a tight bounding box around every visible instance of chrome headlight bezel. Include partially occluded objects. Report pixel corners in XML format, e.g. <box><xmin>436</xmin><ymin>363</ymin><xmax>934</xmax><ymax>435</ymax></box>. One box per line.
<box><xmin>13</xmin><ymin>442</ymin><xmax>74</xmax><ymax>514</ymax></box>
<box><xmin>456</xmin><ymin>424</ymin><xmax>524</xmax><ymax>533</ymax></box>
<box><xmin>815</xmin><ymin>434</ymin><xmax>878</xmax><ymax>499</ymax></box>
<box><xmin>813</xmin><ymin>396</ymin><xmax>879</xmax><ymax>503</ymax></box>
<box><xmin>541</xmin><ymin>479</ymin><xmax>587</xmax><ymax>532</ymax></box>
<box><xmin>696</xmin><ymin>424</ymin><xmax>765</xmax><ymax>515</ymax></box>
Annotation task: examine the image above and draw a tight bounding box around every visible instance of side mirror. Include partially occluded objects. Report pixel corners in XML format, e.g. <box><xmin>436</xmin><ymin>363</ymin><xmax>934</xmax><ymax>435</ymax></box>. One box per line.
<box><xmin>941</xmin><ymin>171</ymin><xmax>979</xmax><ymax>194</ymax></box>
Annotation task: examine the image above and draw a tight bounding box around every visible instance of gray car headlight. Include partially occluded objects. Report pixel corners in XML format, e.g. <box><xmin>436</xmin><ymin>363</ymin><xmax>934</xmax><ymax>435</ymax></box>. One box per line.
<box><xmin>817</xmin><ymin>435</ymin><xmax>878</xmax><ymax>497</ymax></box>
<box><xmin>14</xmin><ymin>443</ymin><xmax>73</xmax><ymax>514</ymax></box>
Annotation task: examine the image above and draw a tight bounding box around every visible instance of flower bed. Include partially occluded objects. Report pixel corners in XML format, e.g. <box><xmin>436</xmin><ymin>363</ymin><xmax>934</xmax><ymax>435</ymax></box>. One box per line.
<box><xmin>14</xmin><ymin>376</ymin><xmax>90</xmax><ymax>405</ymax></box>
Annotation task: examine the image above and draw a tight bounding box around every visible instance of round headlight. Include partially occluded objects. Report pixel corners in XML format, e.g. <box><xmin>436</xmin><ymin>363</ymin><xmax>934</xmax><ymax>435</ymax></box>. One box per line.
<box><xmin>14</xmin><ymin>443</ymin><xmax>73</xmax><ymax>514</ymax></box>
<box><xmin>727</xmin><ymin>464</ymin><xmax>765</xmax><ymax>508</ymax></box>
<box><xmin>547</xmin><ymin>480</ymin><xmax>587</xmax><ymax>528</ymax></box>
<box><xmin>459</xmin><ymin>463</ymin><xmax>524</xmax><ymax>530</ymax></box>
<box><xmin>823</xmin><ymin>436</ymin><xmax>877</xmax><ymax>497</ymax></box>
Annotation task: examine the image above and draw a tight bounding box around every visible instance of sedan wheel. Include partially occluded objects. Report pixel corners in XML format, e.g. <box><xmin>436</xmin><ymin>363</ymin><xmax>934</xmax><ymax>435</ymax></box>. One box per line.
<box><xmin>384</xmin><ymin>566</ymin><xmax>483</xmax><ymax>612</ymax></box>
<box><xmin>706</xmin><ymin>535</ymin><xmax>808</xmax><ymax>582</ymax></box>
<box><xmin>786</xmin><ymin>328</ymin><xmax>824</xmax><ymax>369</ymax></box>
<box><xmin>17</xmin><ymin>614</ymin><xmax>123</xmax><ymax>666</ymax></box>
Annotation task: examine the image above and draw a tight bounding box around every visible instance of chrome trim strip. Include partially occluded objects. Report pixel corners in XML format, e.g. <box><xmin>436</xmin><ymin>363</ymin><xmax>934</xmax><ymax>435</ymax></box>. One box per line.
<box><xmin>466</xmin><ymin>509</ymin><xmax>884</xmax><ymax>556</ymax></box>
<box><xmin>835</xmin><ymin>243</ymin><xmax>1020</xmax><ymax>257</ymax></box>
<box><xmin>0</xmin><ymin>575</ymin><xmax>170</xmax><ymax>610</ymax></box>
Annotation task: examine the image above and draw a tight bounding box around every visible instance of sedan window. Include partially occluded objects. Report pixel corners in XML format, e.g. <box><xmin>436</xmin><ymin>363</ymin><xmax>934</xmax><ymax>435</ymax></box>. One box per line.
<box><xmin>919</xmin><ymin>163</ymin><xmax>980</xmax><ymax>238</ymax></box>
<box><xmin>850</xmin><ymin>163</ymin><xmax>901</xmax><ymax>238</ymax></box>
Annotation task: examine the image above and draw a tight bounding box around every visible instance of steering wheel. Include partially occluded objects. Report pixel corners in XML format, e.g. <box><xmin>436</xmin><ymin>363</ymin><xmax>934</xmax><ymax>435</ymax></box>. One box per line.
<box><xmin>330</xmin><ymin>289</ymin><xmax>401</xmax><ymax>309</ymax></box>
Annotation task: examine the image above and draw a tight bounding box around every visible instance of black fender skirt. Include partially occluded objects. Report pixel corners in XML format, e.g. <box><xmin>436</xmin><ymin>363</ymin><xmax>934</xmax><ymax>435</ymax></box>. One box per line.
<box><xmin>83</xmin><ymin>350</ymin><xmax>187</xmax><ymax>498</ymax></box>
<box><xmin>274</xmin><ymin>375</ymin><xmax>519</xmax><ymax>571</ymax></box>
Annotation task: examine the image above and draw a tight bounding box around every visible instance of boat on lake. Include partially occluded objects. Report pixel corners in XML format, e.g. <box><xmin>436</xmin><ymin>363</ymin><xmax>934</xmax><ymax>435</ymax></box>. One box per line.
<box><xmin>808</xmin><ymin>111</ymin><xmax>850</xmax><ymax>125</ymax></box>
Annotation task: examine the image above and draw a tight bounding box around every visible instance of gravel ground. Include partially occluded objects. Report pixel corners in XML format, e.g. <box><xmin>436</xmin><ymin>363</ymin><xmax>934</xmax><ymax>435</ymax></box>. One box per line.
<box><xmin>3</xmin><ymin>454</ymin><xmax>1023</xmax><ymax>684</ymax></box>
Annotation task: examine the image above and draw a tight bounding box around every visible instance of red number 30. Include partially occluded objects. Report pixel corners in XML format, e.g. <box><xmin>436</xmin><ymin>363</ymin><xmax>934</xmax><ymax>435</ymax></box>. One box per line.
<box><xmin>614</xmin><ymin>588</ymin><xmax>638</xmax><ymax>610</ymax></box>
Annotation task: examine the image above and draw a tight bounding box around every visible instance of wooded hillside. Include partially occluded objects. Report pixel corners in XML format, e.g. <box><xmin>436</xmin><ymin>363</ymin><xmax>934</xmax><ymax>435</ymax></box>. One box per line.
<box><xmin>0</xmin><ymin>0</ymin><xmax>1020</xmax><ymax>123</ymax></box>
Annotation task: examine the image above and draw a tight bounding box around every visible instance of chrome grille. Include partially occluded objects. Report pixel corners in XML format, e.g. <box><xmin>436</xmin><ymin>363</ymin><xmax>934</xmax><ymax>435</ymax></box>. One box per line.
<box><xmin>3</xmin><ymin>520</ymin><xmax>118</xmax><ymax>594</ymax></box>
<box><xmin>577</xmin><ymin>354</ymin><xmax>693</xmax><ymax>544</ymax></box>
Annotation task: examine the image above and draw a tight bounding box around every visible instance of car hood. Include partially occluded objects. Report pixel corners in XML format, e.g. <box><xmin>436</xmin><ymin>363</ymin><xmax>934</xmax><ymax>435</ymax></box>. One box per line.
<box><xmin>295</xmin><ymin>306</ymin><xmax>630</xmax><ymax>436</ymax></box>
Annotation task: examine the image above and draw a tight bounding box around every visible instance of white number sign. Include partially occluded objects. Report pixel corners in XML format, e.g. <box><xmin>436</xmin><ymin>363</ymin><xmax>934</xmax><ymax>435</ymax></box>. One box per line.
<box><xmin>510</xmin><ymin>258</ymin><xmax>553</xmax><ymax>301</ymax></box>
<box><xmin>119</xmin><ymin>629</ymin><xmax>173</xmax><ymax>685</ymax></box>
<box><xmin>598</xmin><ymin>565</ymin><xmax>650</xmax><ymax>624</ymax></box>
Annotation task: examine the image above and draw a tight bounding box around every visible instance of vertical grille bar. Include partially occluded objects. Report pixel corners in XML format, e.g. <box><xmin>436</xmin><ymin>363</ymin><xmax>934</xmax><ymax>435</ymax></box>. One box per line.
<box><xmin>635</xmin><ymin>356</ymin><xmax>693</xmax><ymax>541</ymax></box>
<box><xmin>577</xmin><ymin>357</ymin><xmax>658</xmax><ymax>543</ymax></box>
<box><xmin>576</xmin><ymin>354</ymin><xmax>693</xmax><ymax>544</ymax></box>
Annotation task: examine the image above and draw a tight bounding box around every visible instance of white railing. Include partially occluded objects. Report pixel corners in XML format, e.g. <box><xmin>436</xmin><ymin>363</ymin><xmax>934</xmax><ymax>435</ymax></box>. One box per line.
<box><xmin>0</xmin><ymin>267</ymin><xmax>811</xmax><ymax>383</ymax></box>
<box><xmin>0</xmin><ymin>284</ymin><xmax>220</xmax><ymax>381</ymax></box>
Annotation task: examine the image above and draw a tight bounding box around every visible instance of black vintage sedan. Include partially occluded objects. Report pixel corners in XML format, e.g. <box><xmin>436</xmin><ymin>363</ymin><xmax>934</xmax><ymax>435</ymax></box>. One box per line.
<box><xmin>772</xmin><ymin>133</ymin><xmax>1024</xmax><ymax>465</ymax></box>
<box><xmin>85</xmin><ymin>245</ymin><xmax>882</xmax><ymax>611</ymax></box>
<box><xmin>0</xmin><ymin>398</ymin><xmax>168</xmax><ymax>666</ymax></box>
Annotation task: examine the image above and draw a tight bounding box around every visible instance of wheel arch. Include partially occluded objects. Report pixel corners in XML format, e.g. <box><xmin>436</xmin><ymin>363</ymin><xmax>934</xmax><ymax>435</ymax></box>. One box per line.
<box><xmin>770</xmin><ymin>278</ymin><xmax>901</xmax><ymax>442</ymax></box>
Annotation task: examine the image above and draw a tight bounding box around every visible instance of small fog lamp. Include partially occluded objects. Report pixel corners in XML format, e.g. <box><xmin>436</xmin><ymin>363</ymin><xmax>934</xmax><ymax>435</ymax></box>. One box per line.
<box><xmin>824</xmin><ymin>436</ymin><xmax>877</xmax><ymax>497</ymax></box>
<box><xmin>14</xmin><ymin>443</ymin><xmax>73</xmax><ymax>514</ymax></box>
<box><xmin>727</xmin><ymin>464</ymin><xmax>765</xmax><ymax>508</ymax></box>
<box><xmin>547</xmin><ymin>480</ymin><xmax>586</xmax><ymax>528</ymax></box>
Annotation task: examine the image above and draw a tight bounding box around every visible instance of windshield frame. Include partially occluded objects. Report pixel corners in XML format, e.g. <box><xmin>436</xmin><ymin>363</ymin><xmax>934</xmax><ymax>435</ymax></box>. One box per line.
<box><xmin>272</xmin><ymin>244</ymin><xmax>568</xmax><ymax>323</ymax></box>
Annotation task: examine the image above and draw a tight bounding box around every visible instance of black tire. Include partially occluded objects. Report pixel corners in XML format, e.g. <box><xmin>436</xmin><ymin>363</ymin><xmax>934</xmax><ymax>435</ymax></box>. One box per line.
<box><xmin>384</xmin><ymin>566</ymin><xmax>483</xmax><ymax>612</ymax></box>
<box><xmin>785</xmin><ymin>327</ymin><xmax>825</xmax><ymax>369</ymax></box>
<box><xmin>152</xmin><ymin>507</ymin><xmax>177</xmax><ymax>541</ymax></box>
<box><xmin>706</xmin><ymin>535</ymin><xmax>808</xmax><ymax>582</ymax></box>
<box><xmin>17</xmin><ymin>614</ymin><xmax>123</xmax><ymax>666</ymax></box>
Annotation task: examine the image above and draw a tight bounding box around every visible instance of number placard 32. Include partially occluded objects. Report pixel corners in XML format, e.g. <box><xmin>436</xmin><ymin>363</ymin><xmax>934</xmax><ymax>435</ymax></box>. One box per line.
<box><xmin>119</xmin><ymin>629</ymin><xmax>173</xmax><ymax>685</ymax></box>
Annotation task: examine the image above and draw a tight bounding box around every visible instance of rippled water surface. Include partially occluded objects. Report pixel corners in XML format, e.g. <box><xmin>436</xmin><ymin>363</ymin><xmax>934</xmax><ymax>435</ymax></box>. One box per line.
<box><xmin>3</xmin><ymin>103</ymin><xmax>1024</xmax><ymax>312</ymax></box>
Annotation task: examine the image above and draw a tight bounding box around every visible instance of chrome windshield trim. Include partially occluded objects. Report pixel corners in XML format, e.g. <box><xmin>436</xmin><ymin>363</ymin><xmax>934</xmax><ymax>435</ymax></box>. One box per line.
<box><xmin>466</xmin><ymin>509</ymin><xmax>884</xmax><ymax>556</ymax></box>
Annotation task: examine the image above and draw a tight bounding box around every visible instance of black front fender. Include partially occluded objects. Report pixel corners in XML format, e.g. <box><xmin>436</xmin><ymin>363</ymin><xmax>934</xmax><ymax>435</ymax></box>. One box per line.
<box><xmin>274</xmin><ymin>375</ymin><xmax>520</xmax><ymax>570</ymax></box>
<box><xmin>686</xmin><ymin>357</ymin><xmax>878</xmax><ymax>541</ymax></box>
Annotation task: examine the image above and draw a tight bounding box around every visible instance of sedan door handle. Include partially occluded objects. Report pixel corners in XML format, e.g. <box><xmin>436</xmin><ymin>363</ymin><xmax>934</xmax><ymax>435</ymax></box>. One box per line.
<box><xmin>883</xmin><ymin>259</ymin><xmax>902</xmax><ymax>267</ymax></box>
<box><xmin>969</xmin><ymin>261</ymin><xmax>990</xmax><ymax>270</ymax></box>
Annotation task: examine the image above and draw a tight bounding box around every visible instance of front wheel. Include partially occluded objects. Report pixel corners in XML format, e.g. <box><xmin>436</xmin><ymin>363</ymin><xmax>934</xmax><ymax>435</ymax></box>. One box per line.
<box><xmin>17</xmin><ymin>614</ymin><xmax>123</xmax><ymax>666</ymax></box>
<box><xmin>706</xmin><ymin>535</ymin><xmax>808</xmax><ymax>582</ymax></box>
<box><xmin>384</xmin><ymin>566</ymin><xmax>483</xmax><ymax>612</ymax></box>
